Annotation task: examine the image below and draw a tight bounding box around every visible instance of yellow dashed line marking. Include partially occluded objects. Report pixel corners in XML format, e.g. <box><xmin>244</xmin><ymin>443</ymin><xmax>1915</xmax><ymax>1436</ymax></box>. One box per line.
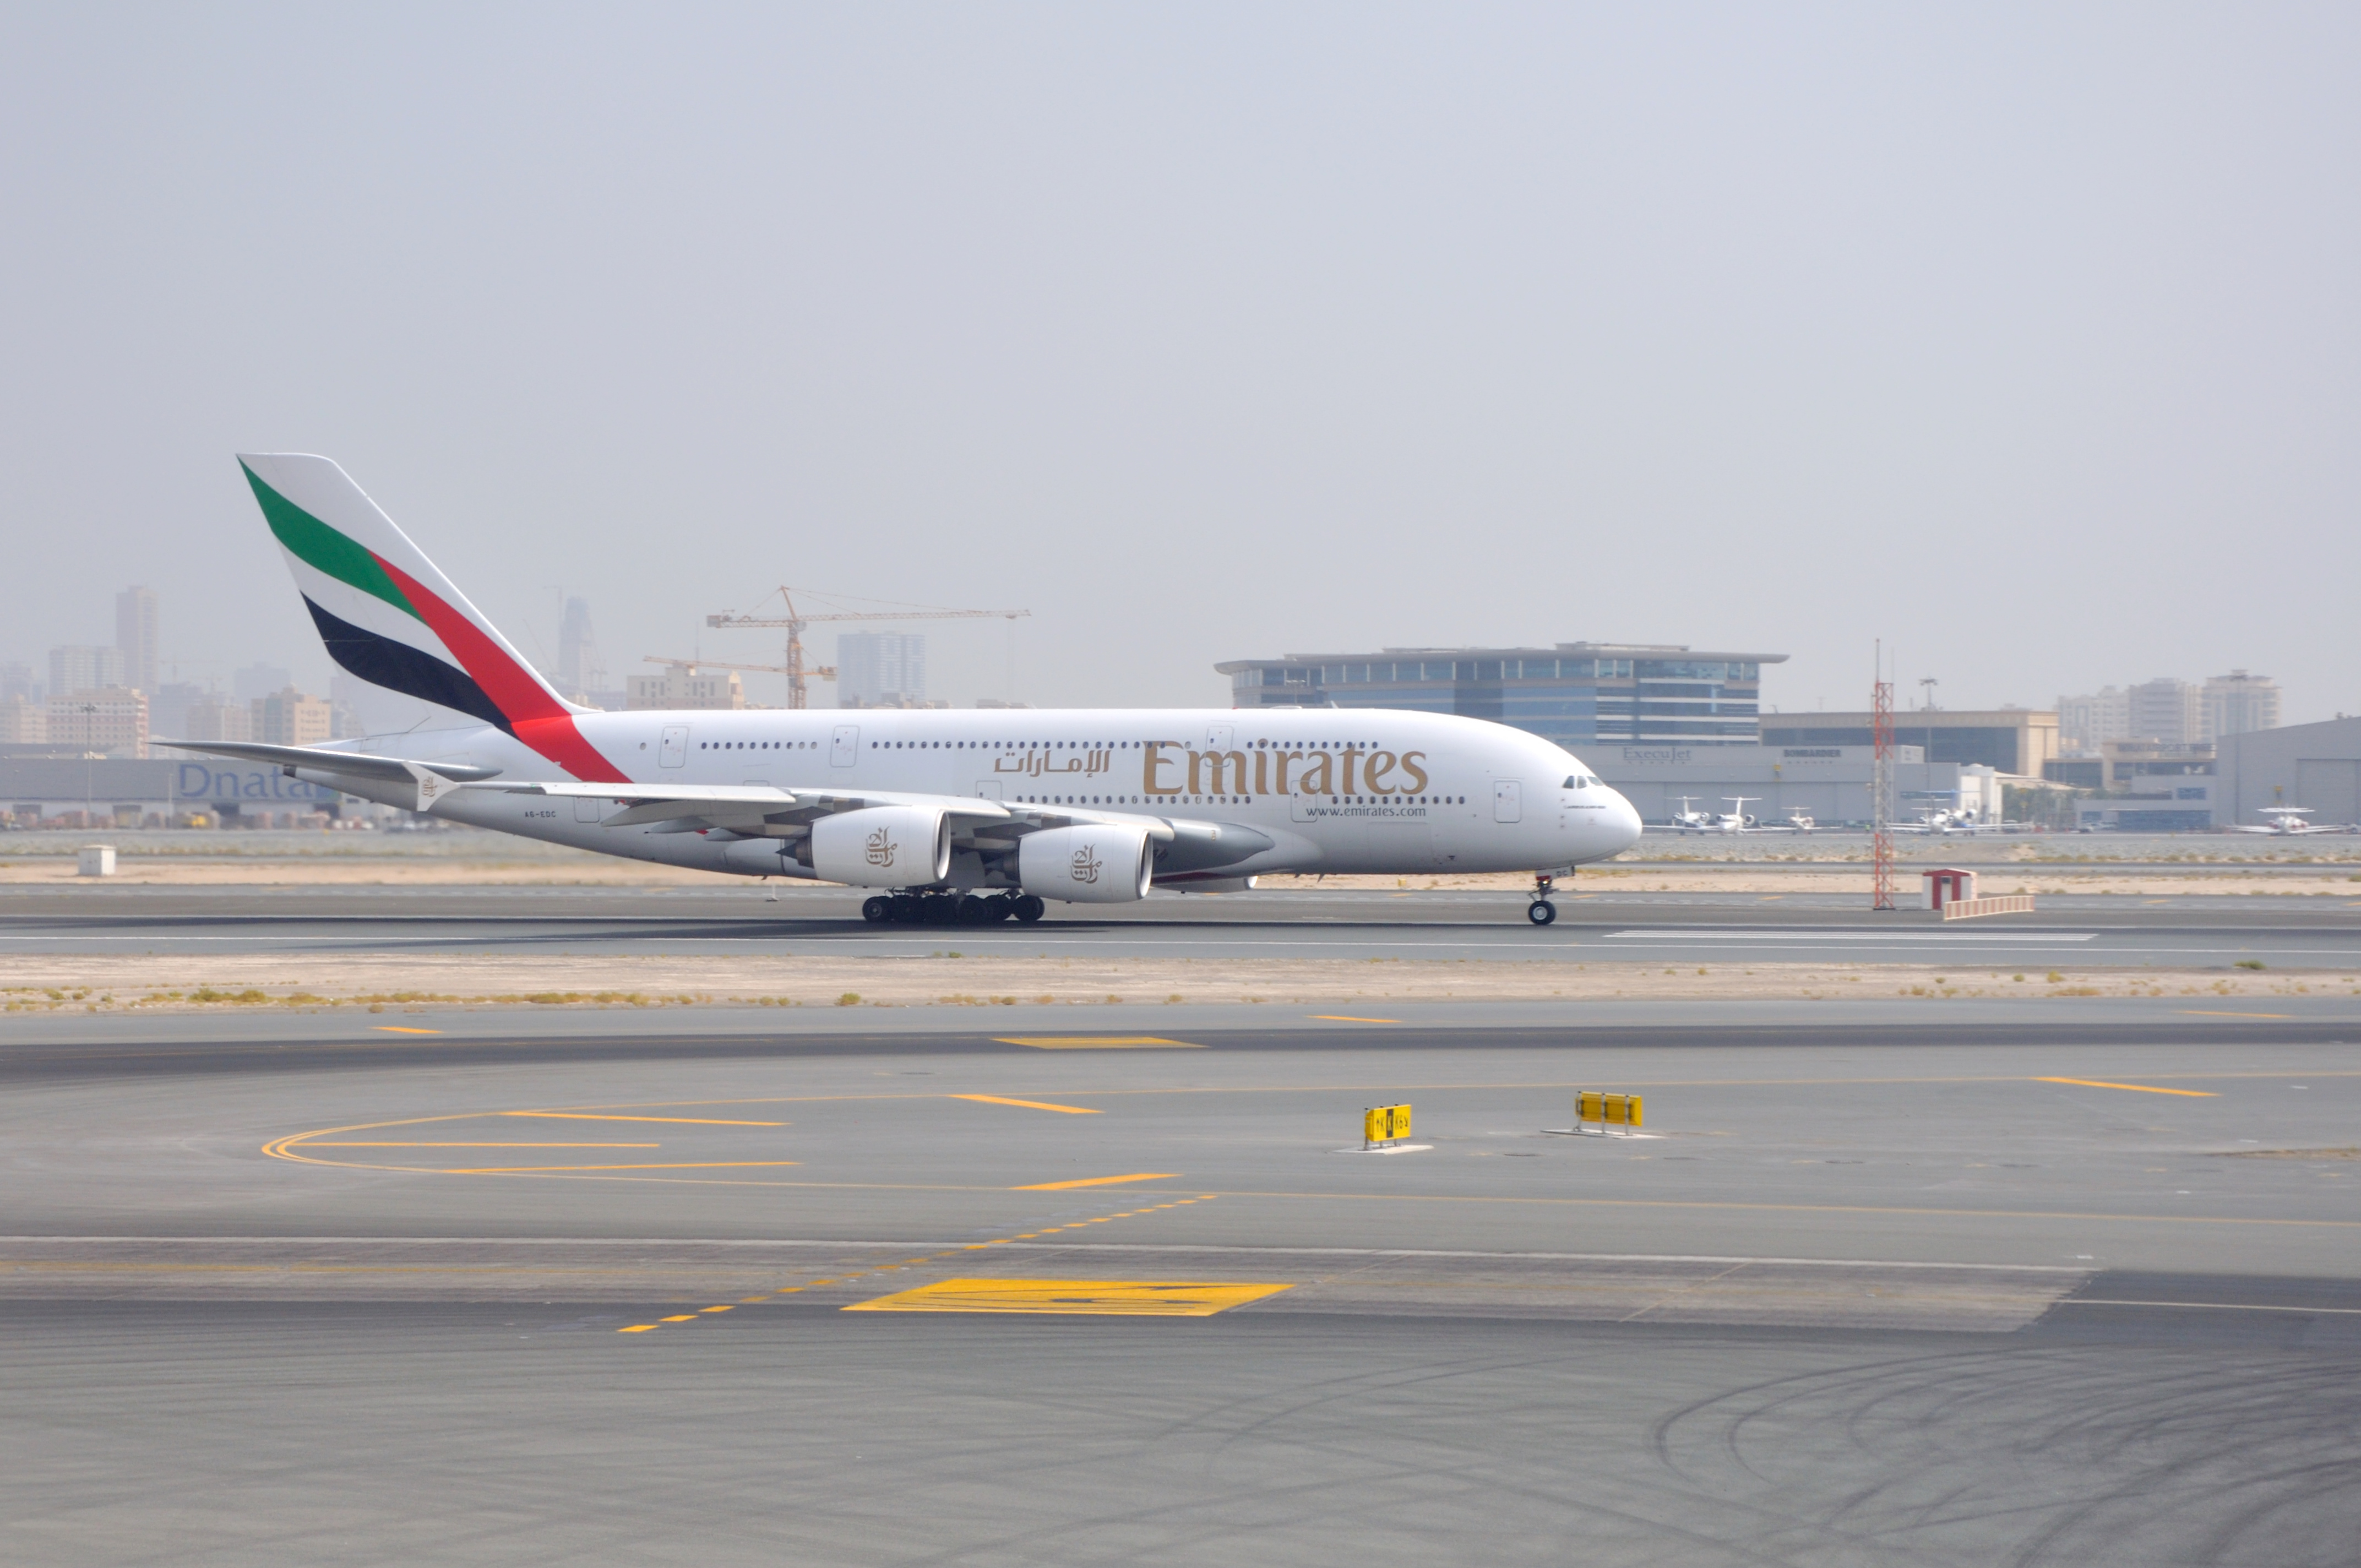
<box><xmin>949</xmin><ymin>1095</ymin><xmax>1102</xmax><ymax>1115</ymax></box>
<box><xmin>503</xmin><ymin>1112</ymin><xmax>788</xmax><ymax>1126</ymax></box>
<box><xmin>621</xmin><ymin>1196</ymin><xmax>1225</xmax><ymax>1332</ymax></box>
<box><xmin>846</xmin><ymin>1279</ymin><xmax>1291</xmax><ymax>1317</ymax></box>
<box><xmin>2177</xmin><ymin>1010</ymin><xmax>2295</xmax><ymax>1020</ymax></box>
<box><xmin>443</xmin><ymin>1161</ymin><xmax>801</xmax><ymax>1174</ymax></box>
<box><xmin>371</xmin><ymin>1026</ymin><xmax>442</xmax><ymax>1035</ymax></box>
<box><xmin>1308</xmin><ymin>1015</ymin><xmax>1402</xmax><ymax>1024</ymax></box>
<box><xmin>2036</xmin><ymin>1077</ymin><xmax>2218</xmax><ymax>1098</ymax></box>
<box><xmin>993</xmin><ymin>1036</ymin><xmax>1203</xmax><ymax>1050</ymax></box>
<box><xmin>1014</xmin><ymin>1173</ymin><xmax>1182</xmax><ymax>1191</ymax></box>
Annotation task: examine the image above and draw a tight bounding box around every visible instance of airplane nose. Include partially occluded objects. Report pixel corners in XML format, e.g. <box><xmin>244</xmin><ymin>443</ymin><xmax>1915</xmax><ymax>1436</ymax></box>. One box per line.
<box><xmin>1607</xmin><ymin>788</ymin><xmax>1642</xmax><ymax>853</ymax></box>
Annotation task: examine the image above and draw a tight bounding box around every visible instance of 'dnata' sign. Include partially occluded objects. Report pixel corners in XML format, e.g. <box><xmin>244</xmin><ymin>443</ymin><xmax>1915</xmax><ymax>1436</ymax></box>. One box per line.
<box><xmin>173</xmin><ymin>763</ymin><xmax>339</xmax><ymax>802</ymax></box>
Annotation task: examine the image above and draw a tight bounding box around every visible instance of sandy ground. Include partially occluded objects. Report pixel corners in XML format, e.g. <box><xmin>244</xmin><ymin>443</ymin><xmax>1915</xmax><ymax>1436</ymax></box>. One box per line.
<box><xmin>6</xmin><ymin>953</ymin><xmax>2355</xmax><ymax>1014</ymax></box>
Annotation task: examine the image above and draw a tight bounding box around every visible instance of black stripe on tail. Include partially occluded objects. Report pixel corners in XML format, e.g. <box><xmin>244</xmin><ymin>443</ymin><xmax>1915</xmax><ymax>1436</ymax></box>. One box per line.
<box><xmin>302</xmin><ymin>595</ymin><xmax>511</xmax><ymax>733</ymax></box>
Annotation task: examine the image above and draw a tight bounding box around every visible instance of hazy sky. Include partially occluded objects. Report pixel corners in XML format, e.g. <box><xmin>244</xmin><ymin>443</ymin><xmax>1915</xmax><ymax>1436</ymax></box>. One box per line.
<box><xmin>4</xmin><ymin>5</ymin><xmax>2355</xmax><ymax>723</ymax></box>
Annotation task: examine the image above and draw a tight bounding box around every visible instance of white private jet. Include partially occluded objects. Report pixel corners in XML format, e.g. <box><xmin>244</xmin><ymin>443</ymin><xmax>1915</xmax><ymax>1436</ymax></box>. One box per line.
<box><xmin>2232</xmin><ymin>807</ymin><xmax>2351</xmax><ymax>837</ymax></box>
<box><xmin>1891</xmin><ymin>807</ymin><xmax>2014</xmax><ymax>835</ymax></box>
<box><xmin>1662</xmin><ymin>796</ymin><xmax>1794</xmax><ymax>835</ymax></box>
<box><xmin>1663</xmin><ymin>796</ymin><xmax>1719</xmax><ymax>832</ymax></box>
<box><xmin>160</xmin><ymin>455</ymin><xmax>1642</xmax><ymax>927</ymax></box>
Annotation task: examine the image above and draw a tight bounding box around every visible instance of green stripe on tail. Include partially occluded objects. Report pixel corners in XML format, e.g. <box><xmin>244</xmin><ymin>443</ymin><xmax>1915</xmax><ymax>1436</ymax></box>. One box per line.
<box><xmin>240</xmin><ymin>461</ymin><xmax>418</xmax><ymax>620</ymax></box>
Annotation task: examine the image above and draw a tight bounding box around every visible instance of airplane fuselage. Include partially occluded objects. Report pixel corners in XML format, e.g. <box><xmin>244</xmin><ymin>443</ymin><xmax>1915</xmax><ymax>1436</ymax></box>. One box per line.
<box><xmin>327</xmin><ymin>705</ymin><xmax>1643</xmax><ymax>886</ymax></box>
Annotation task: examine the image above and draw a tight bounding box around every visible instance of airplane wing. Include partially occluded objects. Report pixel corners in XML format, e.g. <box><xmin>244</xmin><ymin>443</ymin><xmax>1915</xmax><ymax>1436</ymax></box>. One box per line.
<box><xmin>156</xmin><ymin>738</ymin><xmax>502</xmax><ymax>783</ymax></box>
<box><xmin>490</xmin><ymin>778</ymin><xmax>1283</xmax><ymax>856</ymax></box>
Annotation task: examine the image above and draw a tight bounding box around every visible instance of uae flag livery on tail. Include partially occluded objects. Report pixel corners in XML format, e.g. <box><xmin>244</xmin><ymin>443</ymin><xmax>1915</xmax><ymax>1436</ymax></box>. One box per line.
<box><xmin>238</xmin><ymin>454</ymin><xmax>625</xmax><ymax>782</ymax></box>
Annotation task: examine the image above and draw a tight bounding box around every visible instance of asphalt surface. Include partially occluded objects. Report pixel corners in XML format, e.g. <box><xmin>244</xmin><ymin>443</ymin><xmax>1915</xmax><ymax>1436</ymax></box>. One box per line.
<box><xmin>7</xmin><ymin>882</ymin><xmax>2361</xmax><ymax>967</ymax></box>
<box><xmin>3</xmin><ymin>1004</ymin><xmax>2359</xmax><ymax>1562</ymax></box>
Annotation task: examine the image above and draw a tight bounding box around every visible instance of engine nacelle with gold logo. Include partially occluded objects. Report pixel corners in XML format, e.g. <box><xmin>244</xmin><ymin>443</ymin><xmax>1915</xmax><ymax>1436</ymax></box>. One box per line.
<box><xmin>808</xmin><ymin>805</ymin><xmax>951</xmax><ymax>889</ymax></box>
<box><xmin>1018</xmin><ymin>823</ymin><xmax>1154</xmax><ymax>903</ymax></box>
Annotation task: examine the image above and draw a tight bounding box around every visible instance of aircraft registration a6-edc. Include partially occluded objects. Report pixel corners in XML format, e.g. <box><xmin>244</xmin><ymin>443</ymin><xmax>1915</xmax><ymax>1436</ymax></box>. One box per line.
<box><xmin>162</xmin><ymin>455</ymin><xmax>1642</xmax><ymax>927</ymax></box>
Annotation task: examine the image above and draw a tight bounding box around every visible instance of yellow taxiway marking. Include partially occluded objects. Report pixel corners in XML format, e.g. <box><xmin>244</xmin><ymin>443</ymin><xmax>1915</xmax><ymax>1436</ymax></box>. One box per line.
<box><xmin>948</xmin><ymin>1094</ymin><xmax>1102</xmax><ymax>1115</ymax></box>
<box><xmin>700</xmin><ymin>1305</ymin><xmax>733</xmax><ymax>1313</ymax></box>
<box><xmin>618</xmin><ymin>1324</ymin><xmax>657</xmax><ymax>1332</ymax></box>
<box><xmin>994</xmin><ymin>1036</ymin><xmax>1203</xmax><ymax>1050</ymax></box>
<box><xmin>443</xmin><ymin>1160</ymin><xmax>802</xmax><ymax>1174</ymax></box>
<box><xmin>660</xmin><ymin>1315</ymin><xmax>697</xmax><ymax>1322</ymax></box>
<box><xmin>1308</xmin><ymin>1015</ymin><xmax>1402</xmax><ymax>1024</ymax></box>
<box><xmin>1014</xmin><ymin>1172</ymin><xmax>1181</xmax><ymax>1191</ymax></box>
<box><xmin>503</xmin><ymin>1112</ymin><xmax>787</xmax><ymax>1126</ymax></box>
<box><xmin>302</xmin><ymin>1141</ymin><xmax>658</xmax><ymax>1148</ymax></box>
<box><xmin>844</xmin><ymin>1278</ymin><xmax>1290</xmax><ymax>1317</ymax></box>
<box><xmin>2177</xmin><ymin>1010</ymin><xmax>2295</xmax><ymax>1020</ymax></box>
<box><xmin>2036</xmin><ymin>1077</ymin><xmax>2217</xmax><ymax>1098</ymax></box>
<box><xmin>372</xmin><ymin>1026</ymin><xmax>442</xmax><ymax>1035</ymax></box>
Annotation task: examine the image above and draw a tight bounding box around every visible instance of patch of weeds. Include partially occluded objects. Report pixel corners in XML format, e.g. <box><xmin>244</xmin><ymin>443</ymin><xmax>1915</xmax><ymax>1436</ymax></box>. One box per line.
<box><xmin>836</xmin><ymin>992</ymin><xmax>861</xmax><ymax>1006</ymax></box>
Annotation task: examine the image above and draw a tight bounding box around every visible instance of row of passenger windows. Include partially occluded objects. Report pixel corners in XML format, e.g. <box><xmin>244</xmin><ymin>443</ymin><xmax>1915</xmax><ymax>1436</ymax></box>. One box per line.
<box><xmin>694</xmin><ymin>737</ymin><xmax>1419</xmax><ymax>754</ymax></box>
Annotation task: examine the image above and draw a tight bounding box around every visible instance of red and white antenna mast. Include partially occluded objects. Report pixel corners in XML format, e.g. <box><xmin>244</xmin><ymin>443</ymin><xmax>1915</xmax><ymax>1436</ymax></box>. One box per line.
<box><xmin>1871</xmin><ymin>640</ymin><xmax>1897</xmax><ymax>911</ymax></box>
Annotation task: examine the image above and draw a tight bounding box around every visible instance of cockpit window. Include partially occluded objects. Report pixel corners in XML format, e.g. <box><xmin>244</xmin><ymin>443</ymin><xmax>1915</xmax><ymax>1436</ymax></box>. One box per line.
<box><xmin>1563</xmin><ymin>774</ymin><xmax>1589</xmax><ymax>790</ymax></box>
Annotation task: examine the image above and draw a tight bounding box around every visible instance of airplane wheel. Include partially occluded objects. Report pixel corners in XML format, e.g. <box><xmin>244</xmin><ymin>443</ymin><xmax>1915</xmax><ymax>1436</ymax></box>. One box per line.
<box><xmin>992</xmin><ymin>896</ymin><xmax>1020</xmax><ymax>922</ymax></box>
<box><xmin>861</xmin><ymin>896</ymin><xmax>890</xmax><ymax>923</ymax></box>
<box><xmin>958</xmin><ymin>895</ymin><xmax>991</xmax><ymax>924</ymax></box>
<box><xmin>1015</xmin><ymin>895</ymin><xmax>1046</xmax><ymax>923</ymax></box>
<box><xmin>1527</xmin><ymin>900</ymin><xmax>1557</xmax><ymax>926</ymax></box>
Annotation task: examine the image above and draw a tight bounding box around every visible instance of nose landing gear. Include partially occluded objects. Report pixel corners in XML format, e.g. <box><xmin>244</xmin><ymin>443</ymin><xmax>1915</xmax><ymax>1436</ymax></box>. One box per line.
<box><xmin>1526</xmin><ymin>871</ymin><xmax>1558</xmax><ymax>926</ymax></box>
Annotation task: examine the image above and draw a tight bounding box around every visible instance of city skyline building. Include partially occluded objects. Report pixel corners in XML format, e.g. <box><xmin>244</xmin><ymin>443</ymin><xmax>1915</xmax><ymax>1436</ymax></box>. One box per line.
<box><xmin>625</xmin><ymin>665</ymin><xmax>744</xmax><ymax>710</ymax></box>
<box><xmin>1215</xmin><ymin>643</ymin><xmax>1783</xmax><ymax>750</ymax></box>
<box><xmin>2057</xmin><ymin>686</ymin><xmax>2130</xmax><ymax>753</ymax></box>
<box><xmin>2127</xmin><ymin>677</ymin><xmax>2203</xmax><ymax>748</ymax></box>
<box><xmin>49</xmin><ymin>644</ymin><xmax>124</xmax><ymax>698</ymax></box>
<box><xmin>2202</xmin><ymin>669</ymin><xmax>2281</xmax><ymax>742</ymax></box>
<box><xmin>46</xmin><ymin>685</ymin><xmax>149</xmax><ymax>758</ymax></box>
<box><xmin>115</xmin><ymin>586</ymin><xmax>159</xmax><ymax>694</ymax></box>
<box><xmin>836</xmin><ymin>632</ymin><xmax>928</xmax><ymax>709</ymax></box>
<box><xmin>253</xmin><ymin>688</ymin><xmax>332</xmax><ymax>747</ymax></box>
<box><xmin>557</xmin><ymin>595</ymin><xmax>602</xmax><ymax>699</ymax></box>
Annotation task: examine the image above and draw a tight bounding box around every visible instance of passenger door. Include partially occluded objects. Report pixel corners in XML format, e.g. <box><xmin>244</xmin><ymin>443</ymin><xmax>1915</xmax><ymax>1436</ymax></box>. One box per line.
<box><xmin>830</xmin><ymin>725</ymin><xmax>859</xmax><ymax>767</ymax></box>
<box><xmin>659</xmin><ymin>726</ymin><xmax>688</xmax><ymax>769</ymax></box>
<box><xmin>1493</xmin><ymin>779</ymin><xmax>1522</xmax><ymax>823</ymax></box>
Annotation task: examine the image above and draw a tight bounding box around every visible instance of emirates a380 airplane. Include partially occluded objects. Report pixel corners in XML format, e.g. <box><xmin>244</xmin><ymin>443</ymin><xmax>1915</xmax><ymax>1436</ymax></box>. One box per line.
<box><xmin>166</xmin><ymin>455</ymin><xmax>1642</xmax><ymax>925</ymax></box>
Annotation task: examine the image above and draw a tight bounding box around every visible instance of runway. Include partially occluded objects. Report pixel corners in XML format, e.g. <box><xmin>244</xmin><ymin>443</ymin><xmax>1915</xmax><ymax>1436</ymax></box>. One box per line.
<box><xmin>3</xmin><ymin>1000</ymin><xmax>2359</xmax><ymax>1561</ymax></box>
<box><xmin>7</xmin><ymin>881</ymin><xmax>2361</xmax><ymax>968</ymax></box>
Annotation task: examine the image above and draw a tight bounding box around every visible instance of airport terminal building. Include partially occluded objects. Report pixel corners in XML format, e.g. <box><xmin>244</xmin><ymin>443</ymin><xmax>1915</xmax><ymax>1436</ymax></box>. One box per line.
<box><xmin>1215</xmin><ymin>644</ymin><xmax>1786</xmax><ymax>750</ymax></box>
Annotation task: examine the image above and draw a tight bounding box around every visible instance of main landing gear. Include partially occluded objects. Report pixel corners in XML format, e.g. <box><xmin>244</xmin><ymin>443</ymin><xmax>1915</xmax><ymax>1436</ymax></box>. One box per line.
<box><xmin>860</xmin><ymin>892</ymin><xmax>1046</xmax><ymax>926</ymax></box>
<box><xmin>1526</xmin><ymin>871</ymin><xmax>1558</xmax><ymax>926</ymax></box>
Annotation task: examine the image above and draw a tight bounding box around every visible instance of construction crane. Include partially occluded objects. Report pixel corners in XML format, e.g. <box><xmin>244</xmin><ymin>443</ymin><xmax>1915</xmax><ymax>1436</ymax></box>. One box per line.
<box><xmin>705</xmin><ymin>586</ymin><xmax>1030</xmax><ymax>709</ymax></box>
<box><xmin>639</xmin><ymin>655</ymin><xmax>840</xmax><ymax>704</ymax></box>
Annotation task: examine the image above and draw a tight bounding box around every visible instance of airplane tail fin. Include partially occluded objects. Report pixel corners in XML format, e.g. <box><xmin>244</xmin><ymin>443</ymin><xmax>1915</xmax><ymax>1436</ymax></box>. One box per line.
<box><xmin>237</xmin><ymin>454</ymin><xmax>622</xmax><ymax>781</ymax></box>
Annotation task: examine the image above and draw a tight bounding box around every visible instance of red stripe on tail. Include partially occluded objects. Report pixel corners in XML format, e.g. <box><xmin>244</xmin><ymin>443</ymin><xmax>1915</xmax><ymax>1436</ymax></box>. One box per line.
<box><xmin>372</xmin><ymin>554</ymin><xmax>629</xmax><ymax>783</ymax></box>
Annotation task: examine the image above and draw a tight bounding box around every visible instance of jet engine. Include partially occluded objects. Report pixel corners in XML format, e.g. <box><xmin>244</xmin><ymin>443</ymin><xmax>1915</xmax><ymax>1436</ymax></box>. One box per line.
<box><xmin>808</xmin><ymin>806</ymin><xmax>950</xmax><ymax>889</ymax></box>
<box><xmin>1018</xmin><ymin>823</ymin><xmax>1154</xmax><ymax>903</ymax></box>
